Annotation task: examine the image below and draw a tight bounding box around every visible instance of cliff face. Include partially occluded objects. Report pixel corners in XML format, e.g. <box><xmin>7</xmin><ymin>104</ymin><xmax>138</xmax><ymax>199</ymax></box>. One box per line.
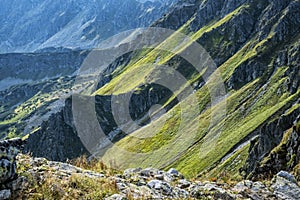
<box><xmin>243</xmin><ymin>107</ymin><xmax>300</xmax><ymax>179</ymax></box>
<box><xmin>24</xmin><ymin>101</ymin><xmax>88</xmax><ymax>161</ymax></box>
<box><xmin>24</xmin><ymin>84</ymin><xmax>174</xmax><ymax>161</ymax></box>
<box><xmin>259</xmin><ymin>122</ymin><xmax>300</xmax><ymax>179</ymax></box>
<box><xmin>0</xmin><ymin>139</ymin><xmax>23</xmax><ymax>184</ymax></box>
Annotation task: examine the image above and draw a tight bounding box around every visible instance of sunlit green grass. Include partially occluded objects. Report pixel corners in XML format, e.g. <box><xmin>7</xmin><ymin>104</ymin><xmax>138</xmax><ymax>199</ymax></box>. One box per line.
<box><xmin>95</xmin><ymin>4</ymin><xmax>249</xmax><ymax>95</ymax></box>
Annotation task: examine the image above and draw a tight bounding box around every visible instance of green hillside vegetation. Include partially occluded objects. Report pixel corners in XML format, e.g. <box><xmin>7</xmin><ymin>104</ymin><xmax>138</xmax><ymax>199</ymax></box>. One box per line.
<box><xmin>95</xmin><ymin>5</ymin><xmax>249</xmax><ymax>96</ymax></box>
<box><xmin>4</xmin><ymin>0</ymin><xmax>298</xmax><ymax>185</ymax></box>
<box><xmin>91</xmin><ymin>1</ymin><xmax>300</xmax><ymax>181</ymax></box>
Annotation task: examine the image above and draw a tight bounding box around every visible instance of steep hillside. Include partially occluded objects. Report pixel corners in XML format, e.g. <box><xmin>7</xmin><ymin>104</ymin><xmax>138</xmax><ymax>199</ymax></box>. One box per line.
<box><xmin>102</xmin><ymin>0</ymin><xmax>300</xmax><ymax>180</ymax></box>
<box><xmin>0</xmin><ymin>0</ymin><xmax>176</xmax><ymax>53</ymax></box>
<box><xmin>23</xmin><ymin>0</ymin><xmax>300</xmax><ymax>182</ymax></box>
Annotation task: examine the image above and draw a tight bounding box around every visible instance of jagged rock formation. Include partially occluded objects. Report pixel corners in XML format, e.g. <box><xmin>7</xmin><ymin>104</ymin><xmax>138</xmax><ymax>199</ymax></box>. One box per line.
<box><xmin>244</xmin><ymin>113</ymin><xmax>300</xmax><ymax>180</ymax></box>
<box><xmin>241</xmin><ymin>37</ymin><xmax>300</xmax><ymax>179</ymax></box>
<box><xmin>24</xmin><ymin>105</ymin><xmax>89</xmax><ymax>161</ymax></box>
<box><xmin>1</xmin><ymin>139</ymin><xmax>300</xmax><ymax>199</ymax></box>
<box><xmin>271</xmin><ymin>171</ymin><xmax>300</xmax><ymax>200</ymax></box>
<box><xmin>0</xmin><ymin>138</ymin><xmax>24</xmax><ymax>200</ymax></box>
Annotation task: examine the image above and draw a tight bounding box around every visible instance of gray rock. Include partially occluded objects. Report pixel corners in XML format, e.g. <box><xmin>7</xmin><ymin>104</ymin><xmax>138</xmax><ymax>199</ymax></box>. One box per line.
<box><xmin>233</xmin><ymin>181</ymin><xmax>249</xmax><ymax>193</ymax></box>
<box><xmin>147</xmin><ymin>179</ymin><xmax>172</xmax><ymax>195</ymax></box>
<box><xmin>0</xmin><ymin>159</ymin><xmax>15</xmax><ymax>184</ymax></box>
<box><xmin>163</xmin><ymin>172</ymin><xmax>174</xmax><ymax>182</ymax></box>
<box><xmin>0</xmin><ymin>138</ymin><xmax>24</xmax><ymax>184</ymax></box>
<box><xmin>123</xmin><ymin>168</ymin><xmax>142</xmax><ymax>178</ymax></box>
<box><xmin>271</xmin><ymin>171</ymin><xmax>300</xmax><ymax>200</ymax></box>
<box><xmin>6</xmin><ymin>176</ymin><xmax>28</xmax><ymax>191</ymax></box>
<box><xmin>173</xmin><ymin>187</ymin><xmax>189</xmax><ymax>198</ymax></box>
<box><xmin>154</xmin><ymin>174</ymin><xmax>164</xmax><ymax>180</ymax></box>
<box><xmin>277</xmin><ymin>171</ymin><xmax>298</xmax><ymax>184</ymax></box>
<box><xmin>202</xmin><ymin>183</ymin><xmax>225</xmax><ymax>193</ymax></box>
<box><xmin>148</xmin><ymin>180</ymin><xmax>163</xmax><ymax>189</ymax></box>
<box><xmin>161</xmin><ymin>182</ymin><xmax>172</xmax><ymax>195</ymax></box>
<box><xmin>167</xmin><ymin>168</ymin><xmax>179</xmax><ymax>176</ymax></box>
<box><xmin>252</xmin><ymin>181</ymin><xmax>266</xmax><ymax>191</ymax></box>
<box><xmin>140</xmin><ymin>168</ymin><xmax>154</xmax><ymax>177</ymax></box>
<box><xmin>117</xmin><ymin>183</ymin><xmax>128</xmax><ymax>191</ymax></box>
<box><xmin>105</xmin><ymin>194</ymin><xmax>127</xmax><ymax>200</ymax></box>
<box><xmin>0</xmin><ymin>190</ymin><xmax>11</xmax><ymax>200</ymax></box>
<box><xmin>178</xmin><ymin>179</ymin><xmax>191</xmax><ymax>189</ymax></box>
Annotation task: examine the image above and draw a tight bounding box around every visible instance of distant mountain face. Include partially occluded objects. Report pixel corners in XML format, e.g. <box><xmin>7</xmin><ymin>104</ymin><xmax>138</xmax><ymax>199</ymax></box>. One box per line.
<box><xmin>0</xmin><ymin>0</ymin><xmax>176</xmax><ymax>53</ymax></box>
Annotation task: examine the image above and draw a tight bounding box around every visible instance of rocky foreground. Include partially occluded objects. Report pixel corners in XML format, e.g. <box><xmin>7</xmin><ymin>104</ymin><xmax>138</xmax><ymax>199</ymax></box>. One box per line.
<box><xmin>1</xmin><ymin>139</ymin><xmax>300</xmax><ymax>200</ymax></box>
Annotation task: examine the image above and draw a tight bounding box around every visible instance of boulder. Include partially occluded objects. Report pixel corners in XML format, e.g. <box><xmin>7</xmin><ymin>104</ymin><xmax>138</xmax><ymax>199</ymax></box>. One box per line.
<box><xmin>0</xmin><ymin>138</ymin><xmax>24</xmax><ymax>185</ymax></box>
<box><xmin>0</xmin><ymin>190</ymin><xmax>11</xmax><ymax>200</ymax></box>
<box><xmin>271</xmin><ymin>171</ymin><xmax>300</xmax><ymax>200</ymax></box>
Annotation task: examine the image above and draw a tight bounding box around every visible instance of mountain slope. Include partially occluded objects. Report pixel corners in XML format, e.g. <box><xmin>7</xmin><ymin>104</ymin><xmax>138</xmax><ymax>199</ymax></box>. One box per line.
<box><xmin>0</xmin><ymin>0</ymin><xmax>178</xmax><ymax>139</ymax></box>
<box><xmin>0</xmin><ymin>0</ymin><xmax>176</xmax><ymax>53</ymax></box>
<box><xmin>22</xmin><ymin>0</ymin><xmax>300</xmax><ymax>182</ymax></box>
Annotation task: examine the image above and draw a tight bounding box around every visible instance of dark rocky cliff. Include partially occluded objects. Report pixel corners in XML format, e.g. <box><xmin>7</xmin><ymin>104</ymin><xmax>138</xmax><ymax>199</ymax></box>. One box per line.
<box><xmin>243</xmin><ymin>107</ymin><xmax>300</xmax><ymax>179</ymax></box>
<box><xmin>25</xmin><ymin>84</ymin><xmax>175</xmax><ymax>161</ymax></box>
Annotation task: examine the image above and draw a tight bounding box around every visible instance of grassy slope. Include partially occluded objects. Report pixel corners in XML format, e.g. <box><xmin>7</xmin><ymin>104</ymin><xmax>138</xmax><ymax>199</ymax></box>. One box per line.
<box><xmin>95</xmin><ymin>5</ymin><xmax>247</xmax><ymax>95</ymax></box>
<box><xmin>93</xmin><ymin>2</ymin><xmax>300</xmax><ymax>180</ymax></box>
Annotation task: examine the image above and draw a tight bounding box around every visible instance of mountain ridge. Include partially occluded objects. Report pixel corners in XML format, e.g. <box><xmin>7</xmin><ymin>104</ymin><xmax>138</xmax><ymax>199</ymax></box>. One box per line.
<box><xmin>0</xmin><ymin>0</ymin><xmax>177</xmax><ymax>53</ymax></box>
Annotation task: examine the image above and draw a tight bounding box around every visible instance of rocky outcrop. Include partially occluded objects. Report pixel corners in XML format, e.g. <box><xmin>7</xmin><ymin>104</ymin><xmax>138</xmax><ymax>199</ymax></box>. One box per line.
<box><xmin>242</xmin><ymin>107</ymin><xmax>300</xmax><ymax>180</ymax></box>
<box><xmin>0</xmin><ymin>138</ymin><xmax>24</xmax><ymax>200</ymax></box>
<box><xmin>190</xmin><ymin>0</ymin><xmax>249</xmax><ymax>32</ymax></box>
<box><xmin>222</xmin><ymin>0</ymin><xmax>300</xmax><ymax>180</ymax></box>
<box><xmin>12</xmin><ymin>153</ymin><xmax>300</xmax><ymax>200</ymax></box>
<box><xmin>24</xmin><ymin>98</ymin><xmax>89</xmax><ymax>162</ymax></box>
<box><xmin>2</xmin><ymin>138</ymin><xmax>300</xmax><ymax>199</ymax></box>
<box><xmin>228</xmin><ymin>0</ymin><xmax>300</xmax><ymax>91</ymax></box>
<box><xmin>154</xmin><ymin>0</ymin><xmax>198</xmax><ymax>30</ymax></box>
<box><xmin>271</xmin><ymin>171</ymin><xmax>300</xmax><ymax>200</ymax></box>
